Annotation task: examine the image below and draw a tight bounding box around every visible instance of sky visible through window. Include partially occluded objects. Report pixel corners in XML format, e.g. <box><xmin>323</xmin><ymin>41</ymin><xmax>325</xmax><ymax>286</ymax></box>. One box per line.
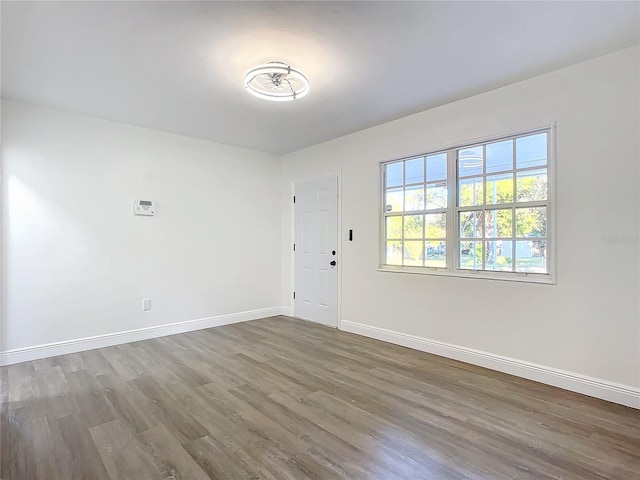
<box><xmin>382</xmin><ymin>131</ymin><xmax>550</xmax><ymax>278</ymax></box>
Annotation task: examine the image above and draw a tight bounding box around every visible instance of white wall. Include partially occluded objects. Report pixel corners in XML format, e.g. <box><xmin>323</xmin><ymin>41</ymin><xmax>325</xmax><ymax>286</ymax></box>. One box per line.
<box><xmin>1</xmin><ymin>99</ymin><xmax>282</xmax><ymax>353</ymax></box>
<box><xmin>2</xmin><ymin>47</ymin><xmax>638</xmax><ymax>406</ymax></box>
<box><xmin>280</xmin><ymin>47</ymin><xmax>640</xmax><ymax>394</ymax></box>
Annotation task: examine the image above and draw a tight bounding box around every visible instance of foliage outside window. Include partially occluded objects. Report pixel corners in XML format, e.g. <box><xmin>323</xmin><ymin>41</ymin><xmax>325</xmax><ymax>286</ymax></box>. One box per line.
<box><xmin>381</xmin><ymin>128</ymin><xmax>553</xmax><ymax>282</ymax></box>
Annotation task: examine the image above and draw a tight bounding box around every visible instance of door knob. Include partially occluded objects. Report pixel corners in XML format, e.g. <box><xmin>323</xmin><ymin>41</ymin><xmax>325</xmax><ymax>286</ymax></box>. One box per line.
<box><xmin>330</xmin><ymin>260</ymin><xmax>337</xmax><ymax>266</ymax></box>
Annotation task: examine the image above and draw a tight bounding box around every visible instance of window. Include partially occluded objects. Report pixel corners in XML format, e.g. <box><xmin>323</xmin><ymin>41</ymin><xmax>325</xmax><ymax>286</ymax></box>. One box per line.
<box><xmin>381</xmin><ymin>128</ymin><xmax>553</xmax><ymax>283</ymax></box>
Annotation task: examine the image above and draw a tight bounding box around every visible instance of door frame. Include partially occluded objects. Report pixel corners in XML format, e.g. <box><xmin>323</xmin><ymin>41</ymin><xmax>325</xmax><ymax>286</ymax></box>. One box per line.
<box><xmin>290</xmin><ymin>172</ymin><xmax>342</xmax><ymax>328</ymax></box>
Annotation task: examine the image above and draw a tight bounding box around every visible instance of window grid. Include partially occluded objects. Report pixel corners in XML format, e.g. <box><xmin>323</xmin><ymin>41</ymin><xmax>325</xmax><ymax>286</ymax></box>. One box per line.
<box><xmin>383</xmin><ymin>154</ymin><xmax>448</xmax><ymax>268</ymax></box>
<box><xmin>381</xmin><ymin>127</ymin><xmax>552</xmax><ymax>281</ymax></box>
<box><xmin>455</xmin><ymin>133</ymin><xmax>548</xmax><ymax>274</ymax></box>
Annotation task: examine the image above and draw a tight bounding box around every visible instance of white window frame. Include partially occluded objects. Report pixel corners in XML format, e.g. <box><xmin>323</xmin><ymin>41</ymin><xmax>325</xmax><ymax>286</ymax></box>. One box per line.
<box><xmin>379</xmin><ymin>126</ymin><xmax>556</xmax><ymax>284</ymax></box>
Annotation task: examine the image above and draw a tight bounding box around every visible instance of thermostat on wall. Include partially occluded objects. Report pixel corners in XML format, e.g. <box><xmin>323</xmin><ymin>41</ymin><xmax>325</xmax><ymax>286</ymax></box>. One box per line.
<box><xmin>134</xmin><ymin>200</ymin><xmax>156</xmax><ymax>216</ymax></box>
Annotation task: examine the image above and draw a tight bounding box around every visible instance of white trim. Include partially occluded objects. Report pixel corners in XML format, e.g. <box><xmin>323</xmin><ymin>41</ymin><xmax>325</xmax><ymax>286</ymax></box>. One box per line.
<box><xmin>280</xmin><ymin>306</ymin><xmax>294</xmax><ymax>317</ymax></box>
<box><xmin>290</xmin><ymin>314</ymin><xmax>333</xmax><ymax>328</ymax></box>
<box><xmin>0</xmin><ymin>307</ymin><xmax>288</xmax><ymax>366</ymax></box>
<box><xmin>340</xmin><ymin>320</ymin><xmax>640</xmax><ymax>409</ymax></box>
<box><xmin>380</xmin><ymin>125</ymin><xmax>556</xmax><ymax>284</ymax></box>
<box><xmin>377</xmin><ymin>267</ymin><xmax>555</xmax><ymax>284</ymax></box>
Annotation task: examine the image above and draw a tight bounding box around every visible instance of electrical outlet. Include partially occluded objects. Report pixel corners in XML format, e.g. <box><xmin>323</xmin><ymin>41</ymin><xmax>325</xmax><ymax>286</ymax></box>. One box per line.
<box><xmin>142</xmin><ymin>298</ymin><xmax>151</xmax><ymax>311</ymax></box>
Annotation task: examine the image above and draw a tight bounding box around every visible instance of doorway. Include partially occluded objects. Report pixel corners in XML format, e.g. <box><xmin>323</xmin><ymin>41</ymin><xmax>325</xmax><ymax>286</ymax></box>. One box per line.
<box><xmin>293</xmin><ymin>176</ymin><xmax>339</xmax><ymax>327</ymax></box>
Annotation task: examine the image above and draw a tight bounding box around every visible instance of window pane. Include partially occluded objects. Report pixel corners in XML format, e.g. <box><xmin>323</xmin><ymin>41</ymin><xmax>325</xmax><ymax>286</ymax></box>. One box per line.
<box><xmin>486</xmin><ymin>173</ymin><xmax>514</xmax><ymax>204</ymax></box>
<box><xmin>382</xmin><ymin>130</ymin><xmax>552</xmax><ymax>278</ymax></box>
<box><xmin>516</xmin><ymin>133</ymin><xmax>547</xmax><ymax>169</ymax></box>
<box><xmin>405</xmin><ymin>158</ymin><xmax>424</xmax><ymax>184</ymax></box>
<box><xmin>404</xmin><ymin>241</ymin><xmax>424</xmax><ymax>266</ymax></box>
<box><xmin>515</xmin><ymin>207</ymin><xmax>546</xmax><ymax>237</ymax></box>
<box><xmin>459</xmin><ymin>211</ymin><xmax>482</xmax><ymax>238</ymax></box>
<box><xmin>516</xmin><ymin>169</ymin><xmax>547</xmax><ymax>202</ymax></box>
<box><xmin>425</xmin><ymin>213</ymin><xmax>446</xmax><ymax>239</ymax></box>
<box><xmin>386</xmin><ymin>162</ymin><xmax>403</xmax><ymax>187</ymax></box>
<box><xmin>483</xmin><ymin>240</ymin><xmax>513</xmax><ymax>271</ymax></box>
<box><xmin>426</xmin><ymin>153</ymin><xmax>447</xmax><ymax>182</ymax></box>
<box><xmin>425</xmin><ymin>241</ymin><xmax>446</xmax><ymax>268</ymax></box>
<box><xmin>459</xmin><ymin>241</ymin><xmax>483</xmax><ymax>270</ymax></box>
<box><xmin>385</xmin><ymin>241</ymin><xmax>402</xmax><ymax>265</ymax></box>
<box><xmin>426</xmin><ymin>183</ymin><xmax>447</xmax><ymax>209</ymax></box>
<box><xmin>405</xmin><ymin>184</ymin><xmax>425</xmax><ymax>211</ymax></box>
<box><xmin>515</xmin><ymin>240</ymin><xmax>547</xmax><ymax>273</ymax></box>
<box><xmin>459</xmin><ymin>177</ymin><xmax>484</xmax><ymax>207</ymax></box>
<box><xmin>458</xmin><ymin>146</ymin><xmax>484</xmax><ymax>177</ymax></box>
<box><xmin>486</xmin><ymin>140</ymin><xmax>513</xmax><ymax>173</ymax></box>
<box><xmin>484</xmin><ymin>209</ymin><xmax>512</xmax><ymax>238</ymax></box>
<box><xmin>403</xmin><ymin>215</ymin><xmax>423</xmax><ymax>239</ymax></box>
<box><xmin>386</xmin><ymin>216</ymin><xmax>402</xmax><ymax>239</ymax></box>
<box><xmin>385</xmin><ymin>187</ymin><xmax>403</xmax><ymax>212</ymax></box>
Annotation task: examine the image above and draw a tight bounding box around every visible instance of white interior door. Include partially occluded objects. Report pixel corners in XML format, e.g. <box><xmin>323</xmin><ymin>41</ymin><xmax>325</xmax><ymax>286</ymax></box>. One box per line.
<box><xmin>294</xmin><ymin>176</ymin><xmax>338</xmax><ymax>327</ymax></box>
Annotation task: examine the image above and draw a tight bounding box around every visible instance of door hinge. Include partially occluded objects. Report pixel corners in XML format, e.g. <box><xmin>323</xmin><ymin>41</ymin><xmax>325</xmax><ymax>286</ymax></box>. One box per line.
<box><xmin>293</xmin><ymin>195</ymin><xmax>296</xmax><ymax>204</ymax></box>
<box><xmin>293</xmin><ymin>291</ymin><xmax>296</xmax><ymax>300</ymax></box>
<box><xmin>293</xmin><ymin>243</ymin><xmax>296</xmax><ymax>251</ymax></box>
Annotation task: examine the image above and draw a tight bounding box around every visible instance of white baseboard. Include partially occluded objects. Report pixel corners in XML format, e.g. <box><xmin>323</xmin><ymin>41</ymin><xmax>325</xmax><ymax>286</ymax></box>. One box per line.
<box><xmin>280</xmin><ymin>306</ymin><xmax>294</xmax><ymax>317</ymax></box>
<box><xmin>0</xmin><ymin>306</ymin><xmax>289</xmax><ymax>366</ymax></box>
<box><xmin>340</xmin><ymin>320</ymin><xmax>640</xmax><ymax>410</ymax></box>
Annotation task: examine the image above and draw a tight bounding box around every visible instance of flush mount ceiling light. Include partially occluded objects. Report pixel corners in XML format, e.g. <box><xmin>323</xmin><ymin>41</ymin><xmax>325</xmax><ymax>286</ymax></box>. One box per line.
<box><xmin>244</xmin><ymin>62</ymin><xmax>310</xmax><ymax>102</ymax></box>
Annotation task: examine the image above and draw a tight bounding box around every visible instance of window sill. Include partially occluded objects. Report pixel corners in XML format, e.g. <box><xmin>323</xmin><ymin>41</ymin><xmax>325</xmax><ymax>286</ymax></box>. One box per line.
<box><xmin>377</xmin><ymin>266</ymin><xmax>556</xmax><ymax>284</ymax></box>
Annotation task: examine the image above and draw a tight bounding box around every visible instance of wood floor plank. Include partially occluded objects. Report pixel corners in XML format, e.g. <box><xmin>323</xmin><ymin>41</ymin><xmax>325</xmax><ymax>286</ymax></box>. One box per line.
<box><xmin>78</xmin><ymin>349</ymin><xmax>118</xmax><ymax>377</ymax></box>
<box><xmin>128</xmin><ymin>374</ymin><xmax>210</xmax><ymax>445</ymax></box>
<box><xmin>1</xmin><ymin>315</ymin><xmax>639</xmax><ymax>479</ymax></box>
<box><xmin>51</xmin><ymin>352</ymin><xmax>87</xmax><ymax>374</ymax></box>
<box><xmin>65</xmin><ymin>369</ymin><xmax>117</xmax><ymax>427</ymax></box>
<box><xmin>96</xmin><ymin>373</ymin><xmax>159</xmax><ymax>435</ymax></box>
<box><xmin>268</xmin><ymin>389</ymin><xmax>433</xmax><ymax>479</ymax></box>
<box><xmin>1</xmin><ymin>406</ymin><xmax>41</xmax><ymax>480</ymax></box>
<box><xmin>32</xmin><ymin>358</ymin><xmax>54</xmax><ymax>371</ymax></box>
<box><xmin>89</xmin><ymin>419</ymin><xmax>162</xmax><ymax>480</ymax></box>
<box><xmin>99</xmin><ymin>345</ymin><xmax>146</xmax><ymax>382</ymax></box>
<box><xmin>229</xmin><ymin>383</ymin><xmax>404</xmax><ymax>480</ymax></box>
<box><xmin>33</xmin><ymin>365</ymin><xmax>74</xmax><ymax>420</ymax></box>
<box><xmin>4</xmin><ymin>362</ymin><xmax>36</xmax><ymax>409</ymax></box>
<box><xmin>138</xmin><ymin>425</ymin><xmax>210</xmax><ymax>480</ymax></box>
<box><xmin>137</xmin><ymin>338</ymin><xmax>214</xmax><ymax>388</ymax></box>
<box><xmin>185</xmin><ymin>435</ymin><xmax>261</xmax><ymax>480</ymax></box>
<box><xmin>53</xmin><ymin>414</ymin><xmax>112</xmax><ymax>480</ymax></box>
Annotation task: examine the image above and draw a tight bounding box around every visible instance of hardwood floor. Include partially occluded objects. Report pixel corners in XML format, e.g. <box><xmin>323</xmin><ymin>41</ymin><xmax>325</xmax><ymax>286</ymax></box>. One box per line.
<box><xmin>1</xmin><ymin>316</ymin><xmax>639</xmax><ymax>479</ymax></box>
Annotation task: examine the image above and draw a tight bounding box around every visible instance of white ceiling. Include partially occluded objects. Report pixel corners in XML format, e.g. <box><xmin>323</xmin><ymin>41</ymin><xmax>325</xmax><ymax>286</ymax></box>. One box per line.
<box><xmin>2</xmin><ymin>1</ymin><xmax>638</xmax><ymax>155</ymax></box>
